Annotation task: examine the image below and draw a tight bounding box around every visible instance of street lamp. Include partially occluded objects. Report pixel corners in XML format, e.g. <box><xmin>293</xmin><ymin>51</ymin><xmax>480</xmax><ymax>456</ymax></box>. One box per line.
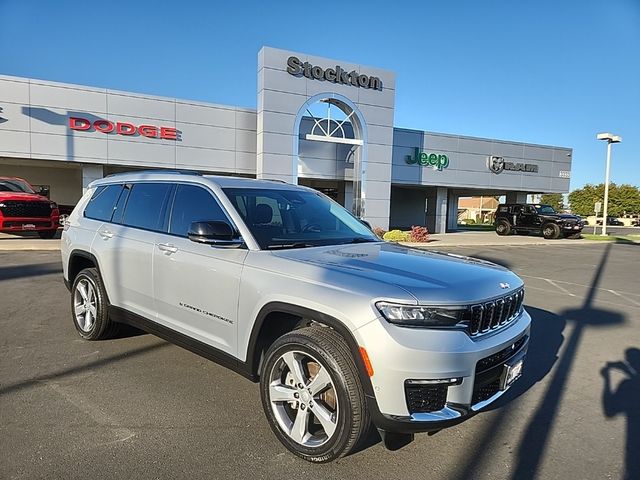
<box><xmin>596</xmin><ymin>132</ymin><xmax>621</xmax><ymax>236</ymax></box>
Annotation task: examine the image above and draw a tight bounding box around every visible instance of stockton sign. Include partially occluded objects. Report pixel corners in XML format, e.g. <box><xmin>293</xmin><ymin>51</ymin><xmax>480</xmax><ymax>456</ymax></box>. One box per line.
<box><xmin>286</xmin><ymin>56</ymin><xmax>383</xmax><ymax>91</ymax></box>
<box><xmin>405</xmin><ymin>148</ymin><xmax>449</xmax><ymax>171</ymax></box>
<box><xmin>487</xmin><ymin>156</ymin><xmax>538</xmax><ymax>174</ymax></box>
<box><xmin>68</xmin><ymin>117</ymin><xmax>179</xmax><ymax>140</ymax></box>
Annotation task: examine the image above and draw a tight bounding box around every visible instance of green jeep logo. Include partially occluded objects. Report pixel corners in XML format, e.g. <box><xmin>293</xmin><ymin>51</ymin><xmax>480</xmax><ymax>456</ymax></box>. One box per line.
<box><xmin>405</xmin><ymin>148</ymin><xmax>449</xmax><ymax>171</ymax></box>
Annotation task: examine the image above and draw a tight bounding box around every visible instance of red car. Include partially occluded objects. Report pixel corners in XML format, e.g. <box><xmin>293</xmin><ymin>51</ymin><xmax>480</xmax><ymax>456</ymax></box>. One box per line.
<box><xmin>0</xmin><ymin>177</ymin><xmax>60</xmax><ymax>239</ymax></box>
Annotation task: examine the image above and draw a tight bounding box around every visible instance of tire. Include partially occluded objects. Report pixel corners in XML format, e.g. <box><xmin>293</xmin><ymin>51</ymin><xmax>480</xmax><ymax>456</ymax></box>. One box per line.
<box><xmin>542</xmin><ymin>223</ymin><xmax>561</xmax><ymax>239</ymax></box>
<box><xmin>37</xmin><ymin>229</ymin><xmax>57</xmax><ymax>239</ymax></box>
<box><xmin>70</xmin><ymin>268</ymin><xmax>119</xmax><ymax>340</ymax></box>
<box><xmin>495</xmin><ymin>220</ymin><xmax>511</xmax><ymax>236</ymax></box>
<box><xmin>259</xmin><ymin>326</ymin><xmax>370</xmax><ymax>463</ymax></box>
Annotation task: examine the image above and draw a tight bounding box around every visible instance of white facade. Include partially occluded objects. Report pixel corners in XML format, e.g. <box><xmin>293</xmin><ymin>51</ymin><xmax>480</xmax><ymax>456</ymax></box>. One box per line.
<box><xmin>0</xmin><ymin>47</ymin><xmax>573</xmax><ymax>232</ymax></box>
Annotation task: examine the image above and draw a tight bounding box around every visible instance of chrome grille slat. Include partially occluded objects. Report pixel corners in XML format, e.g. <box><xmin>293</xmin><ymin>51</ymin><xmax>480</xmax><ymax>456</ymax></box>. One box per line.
<box><xmin>468</xmin><ymin>288</ymin><xmax>524</xmax><ymax>337</ymax></box>
<box><xmin>481</xmin><ymin>301</ymin><xmax>494</xmax><ymax>332</ymax></box>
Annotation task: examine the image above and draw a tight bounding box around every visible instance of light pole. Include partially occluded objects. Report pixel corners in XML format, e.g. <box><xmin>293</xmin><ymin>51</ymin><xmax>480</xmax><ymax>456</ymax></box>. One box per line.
<box><xmin>596</xmin><ymin>132</ymin><xmax>621</xmax><ymax>236</ymax></box>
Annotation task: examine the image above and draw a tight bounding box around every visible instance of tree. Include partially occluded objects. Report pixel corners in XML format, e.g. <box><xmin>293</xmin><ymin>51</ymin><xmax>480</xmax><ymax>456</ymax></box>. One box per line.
<box><xmin>540</xmin><ymin>193</ymin><xmax>564</xmax><ymax>211</ymax></box>
<box><xmin>568</xmin><ymin>183</ymin><xmax>640</xmax><ymax>216</ymax></box>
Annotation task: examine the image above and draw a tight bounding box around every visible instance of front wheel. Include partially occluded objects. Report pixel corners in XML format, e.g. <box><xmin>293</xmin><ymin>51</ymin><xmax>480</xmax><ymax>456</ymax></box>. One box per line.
<box><xmin>542</xmin><ymin>223</ymin><xmax>561</xmax><ymax>239</ymax></box>
<box><xmin>259</xmin><ymin>326</ymin><xmax>370</xmax><ymax>463</ymax></box>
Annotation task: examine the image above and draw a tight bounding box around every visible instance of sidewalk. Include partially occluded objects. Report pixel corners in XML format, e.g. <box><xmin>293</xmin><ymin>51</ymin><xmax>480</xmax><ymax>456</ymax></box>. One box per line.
<box><xmin>2</xmin><ymin>230</ymin><xmax>636</xmax><ymax>252</ymax></box>
<box><xmin>0</xmin><ymin>232</ymin><xmax>62</xmax><ymax>251</ymax></box>
<box><xmin>400</xmin><ymin>230</ymin><xmax>638</xmax><ymax>248</ymax></box>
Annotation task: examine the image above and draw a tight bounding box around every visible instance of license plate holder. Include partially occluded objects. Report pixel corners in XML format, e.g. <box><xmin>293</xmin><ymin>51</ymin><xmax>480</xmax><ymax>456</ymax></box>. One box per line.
<box><xmin>22</xmin><ymin>223</ymin><xmax>36</xmax><ymax>230</ymax></box>
<box><xmin>500</xmin><ymin>357</ymin><xmax>524</xmax><ymax>390</ymax></box>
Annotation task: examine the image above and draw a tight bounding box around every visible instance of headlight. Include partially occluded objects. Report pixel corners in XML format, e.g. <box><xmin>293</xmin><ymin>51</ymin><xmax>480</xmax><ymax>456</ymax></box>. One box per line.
<box><xmin>376</xmin><ymin>302</ymin><xmax>469</xmax><ymax>328</ymax></box>
<box><xmin>50</xmin><ymin>202</ymin><xmax>58</xmax><ymax>209</ymax></box>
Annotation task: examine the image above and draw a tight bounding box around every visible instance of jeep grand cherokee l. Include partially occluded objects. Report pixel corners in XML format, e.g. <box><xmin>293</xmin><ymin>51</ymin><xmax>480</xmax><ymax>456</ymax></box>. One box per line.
<box><xmin>0</xmin><ymin>177</ymin><xmax>60</xmax><ymax>238</ymax></box>
<box><xmin>61</xmin><ymin>171</ymin><xmax>530</xmax><ymax>463</ymax></box>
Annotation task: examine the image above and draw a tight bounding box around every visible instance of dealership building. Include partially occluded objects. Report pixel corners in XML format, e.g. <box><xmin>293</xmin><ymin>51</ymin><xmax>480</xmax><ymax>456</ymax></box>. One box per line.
<box><xmin>0</xmin><ymin>47</ymin><xmax>573</xmax><ymax>232</ymax></box>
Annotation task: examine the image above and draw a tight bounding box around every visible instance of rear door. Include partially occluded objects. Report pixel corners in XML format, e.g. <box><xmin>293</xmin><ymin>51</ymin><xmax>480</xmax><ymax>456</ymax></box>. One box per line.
<box><xmin>153</xmin><ymin>183</ymin><xmax>247</xmax><ymax>356</ymax></box>
<box><xmin>99</xmin><ymin>182</ymin><xmax>173</xmax><ymax>320</ymax></box>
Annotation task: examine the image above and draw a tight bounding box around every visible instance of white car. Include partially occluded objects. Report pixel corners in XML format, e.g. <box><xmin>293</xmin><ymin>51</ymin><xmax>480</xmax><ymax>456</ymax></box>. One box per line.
<box><xmin>61</xmin><ymin>170</ymin><xmax>530</xmax><ymax>462</ymax></box>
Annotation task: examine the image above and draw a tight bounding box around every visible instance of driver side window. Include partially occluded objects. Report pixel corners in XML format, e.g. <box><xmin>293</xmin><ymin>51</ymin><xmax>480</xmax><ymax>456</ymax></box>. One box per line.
<box><xmin>169</xmin><ymin>184</ymin><xmax>229</xmax><ymax>237</ymax></box>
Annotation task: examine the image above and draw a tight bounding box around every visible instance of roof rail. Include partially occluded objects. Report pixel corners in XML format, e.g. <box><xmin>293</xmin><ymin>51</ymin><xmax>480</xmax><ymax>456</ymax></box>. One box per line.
<box><xmin>105</xmin><ymin>169</ymin><xmax>202</xmax><ymax>178</ymax></box>
<box><xmin>264</xmin><ymin>178</ymin><xmax>289</xmax><ymax>183</ymax></box>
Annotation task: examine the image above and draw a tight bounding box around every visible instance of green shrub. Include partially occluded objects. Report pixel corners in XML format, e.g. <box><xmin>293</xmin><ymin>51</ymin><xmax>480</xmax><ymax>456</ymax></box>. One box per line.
<box><xmin>383</xmin><ymin>229</ymin><xmax>410</xmax><ymax>242</ymax></box>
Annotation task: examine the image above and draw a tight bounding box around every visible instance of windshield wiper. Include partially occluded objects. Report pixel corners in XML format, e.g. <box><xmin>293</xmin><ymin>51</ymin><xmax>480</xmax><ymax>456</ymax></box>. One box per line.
<box><xmin>348</xmin><ymin>237</ymin><xmax>378</xmax><ymax>244</ymax></box>
<box><xmin>266</xmin><ymin>243</ymin><xmax>316</xmax><ymax>250</ymax></box>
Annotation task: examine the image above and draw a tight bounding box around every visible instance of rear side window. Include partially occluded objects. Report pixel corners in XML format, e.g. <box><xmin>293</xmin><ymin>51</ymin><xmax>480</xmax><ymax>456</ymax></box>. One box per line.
<box><xmin>84</xmin><ymin>184</ymin><xmax>123</xmax><ymax>221</ymax></box>
<box><xmin>169</xmin><ymin>184</ymin><xmax>229</xmax><ymax>237</ymax></box>
<box><xmin>121</xmin><ymin>183</ymin><xmax>173</xmax><ymax>232</ymax></box>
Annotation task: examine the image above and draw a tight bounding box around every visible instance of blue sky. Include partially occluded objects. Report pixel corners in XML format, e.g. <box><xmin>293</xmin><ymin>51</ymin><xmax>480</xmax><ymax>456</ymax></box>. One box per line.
<box><xmin>1</xmin><ymin>0</ymin><xmax>638</xmax><ymax>190</ymax></box>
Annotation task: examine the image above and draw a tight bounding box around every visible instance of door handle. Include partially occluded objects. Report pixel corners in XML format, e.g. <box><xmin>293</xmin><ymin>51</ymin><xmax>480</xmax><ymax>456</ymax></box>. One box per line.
<box><xmin>99</xmin><ymin>229</ymin><xmax>114</xmax><ymax>239</ymax></box>
<box><xmin>158</xmin><ymin>243</ymin><xmax>178</xmax><ymax>254</ymax></box>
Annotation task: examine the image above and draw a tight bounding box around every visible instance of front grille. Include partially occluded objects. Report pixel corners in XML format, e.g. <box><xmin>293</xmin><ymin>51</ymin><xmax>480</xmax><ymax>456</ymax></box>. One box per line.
<box><xmin>476</xmin><ymin>335</ymin><xmax>528</xmax><ymax>372</ymax></box>
<box><xmin>468</xmin><ymin>288</ymin><xmax>524</xmax><ymax>336</ymax></box>
<box><xmin>472</xmin><ymin>379</ymin><xmax>501</xmax><ymax>404</ymax></box>
<box><xmin>0</xmin><ymin>201</ymin><xmax>52</xmax><ymax>218</ymax></box>
<box><xmin>405</xmin><ymin>383</ymin><xmax>448</xmax><ymax>413</ymax></box>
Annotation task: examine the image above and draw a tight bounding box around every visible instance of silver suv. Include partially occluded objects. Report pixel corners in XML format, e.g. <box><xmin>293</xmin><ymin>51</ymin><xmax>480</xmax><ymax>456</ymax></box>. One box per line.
<box><xmin>61</xmin><ymin>171</ymin><xmax>530</xmax><ymax>463</ymax></box>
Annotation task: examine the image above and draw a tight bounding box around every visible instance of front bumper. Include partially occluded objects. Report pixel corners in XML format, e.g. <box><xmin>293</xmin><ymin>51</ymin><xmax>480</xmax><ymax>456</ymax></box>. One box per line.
<box><xmin>356</xmin><ymin>309</ymin><xmax>531</xmax><ymax>433</ymax></box>
<box><xmin>0</xmin><ymin>216</ymin><xmax>59</xmax><ymax>232</ymax></box>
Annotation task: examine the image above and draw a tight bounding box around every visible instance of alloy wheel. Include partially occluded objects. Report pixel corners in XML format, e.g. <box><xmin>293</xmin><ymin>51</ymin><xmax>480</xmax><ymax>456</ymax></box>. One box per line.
<box><xmin>73</xmin><ymin>278</ymin><xmax>97</xmax><ymax>332</ymax></box>
<box><xmin>268</xmin><ymin>350</ymin><xmax>339</xmax><ymax>447</ymax></box>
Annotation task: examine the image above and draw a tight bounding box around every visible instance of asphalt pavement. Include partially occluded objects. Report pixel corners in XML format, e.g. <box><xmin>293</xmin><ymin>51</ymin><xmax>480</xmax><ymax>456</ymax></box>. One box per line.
<box><xmin>1</xmin><ymin>244</ymin><xmax>639</xmax><ymax>479</ymax></box>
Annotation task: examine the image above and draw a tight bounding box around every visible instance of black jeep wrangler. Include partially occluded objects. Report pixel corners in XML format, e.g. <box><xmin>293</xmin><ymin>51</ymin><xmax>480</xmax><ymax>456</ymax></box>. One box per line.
<box><xmin>494</xmin><ymin>204</ymin><xmax>584</xmax><ymax>239</ymax></box>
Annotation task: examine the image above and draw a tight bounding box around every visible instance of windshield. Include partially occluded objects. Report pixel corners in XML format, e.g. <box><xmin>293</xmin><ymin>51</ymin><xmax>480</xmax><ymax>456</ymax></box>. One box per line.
<box><xmin>534</xmin><ymin>205</ymin><xmax>557</xmax><ymax>215</ymax></box>
<box><xmin>223</xmin><ymin>187</ymin><xmax>379</xmax><ymax>249</ymax></box>
<box><xmin>0</xmin><ymin>178</ymin><xmax>35</xmax><ymax>193</ymax></box>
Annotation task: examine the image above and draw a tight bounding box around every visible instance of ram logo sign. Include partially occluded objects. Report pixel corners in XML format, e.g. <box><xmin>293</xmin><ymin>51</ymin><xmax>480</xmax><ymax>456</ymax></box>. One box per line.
<box><xmin>487</xmin><ymin>156</ymin><xmax>538</xmax><ymax>174</ymax></box>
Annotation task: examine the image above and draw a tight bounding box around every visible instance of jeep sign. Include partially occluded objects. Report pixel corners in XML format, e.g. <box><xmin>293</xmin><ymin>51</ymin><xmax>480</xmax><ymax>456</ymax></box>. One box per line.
<box><xmin>286</xmin><ymin>56</ymin><xmax>383</xmax><ymax>91</ymax></box>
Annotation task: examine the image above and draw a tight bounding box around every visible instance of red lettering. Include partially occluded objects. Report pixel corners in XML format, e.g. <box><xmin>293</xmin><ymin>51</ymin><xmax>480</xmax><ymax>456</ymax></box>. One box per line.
<box><xmin>116</xmin><ymin>122</ymin><xmax>136</xmax><ymax>135</ymax></box>
<box><xmin>160</xmin><ymin>127</ymin><xmax>178</xmax><ymax>140</ymax></box>
<box><xmin>69</xmin><ymin>116</ymin><xmax>177</xmax><ymax>140</ymax></box>
<box><xmin>69</xmin><ymin>117</ymin><xmax>90</xmax><ymax>130</ymax></box>
<box><xmin>138</xmin><ymin>125</ymin><xmax>158</xmax><ymax>138</ymax></box>
<box><xmin>93</xmin><ymin>119</ymin><xmax>114</xmax><ymax>133</ymax></box>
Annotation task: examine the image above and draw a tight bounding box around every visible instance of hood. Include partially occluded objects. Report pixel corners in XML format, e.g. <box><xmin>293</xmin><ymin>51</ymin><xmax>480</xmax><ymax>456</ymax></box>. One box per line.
<box><xmin>542</xmin><ymin>213</ymin><xmax>580</xmax><ymax>221</ymax></box>
<box><xmin>0</xmin><ymin>192</ymin><xmax>49</xmax><ymax>202</ymax></box>
<box><xmin>271</xmin><ymin>242</ymin><xmax>523</xmax><ymax>304</ymax></box>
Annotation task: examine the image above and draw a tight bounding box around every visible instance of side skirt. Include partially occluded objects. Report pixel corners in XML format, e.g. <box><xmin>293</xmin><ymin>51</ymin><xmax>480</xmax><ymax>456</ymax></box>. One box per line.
<box><xmin>108</xmin><ymin>305</ymin><xmax>257</xmax><ymax>382</ymax></box>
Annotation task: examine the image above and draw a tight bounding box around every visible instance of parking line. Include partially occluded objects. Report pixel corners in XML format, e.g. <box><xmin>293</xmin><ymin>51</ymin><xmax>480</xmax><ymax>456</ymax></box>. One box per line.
<box><xmin>520</xmin><ymin>274</ymin><xmax>640</xmax><ymax>298</ymax></box>
<box><xmin>607</xmin><ymin>289</ymin><xmax>640</xmax><ymax>307</ymax></box>
<box><xmin>543</xmin><ymin>278</ymin><xmax>576</xmax><ymax>297</ymax></box>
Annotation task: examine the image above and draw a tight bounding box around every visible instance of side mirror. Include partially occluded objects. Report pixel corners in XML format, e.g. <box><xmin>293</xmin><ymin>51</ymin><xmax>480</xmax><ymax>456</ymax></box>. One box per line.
<box><xmin>187</xmin><ymin>221</ymin><xmax>243</xmax><ymax>248</ymax></box>
<box><xmin>38</xmin><ymin>186</ymin><xmax>50</xmax><ymax>198</ymax></box>
<box><xmin>360</xmin><ymin>219</ymin><xmax>372</xmax><ymax>229</ymax></box>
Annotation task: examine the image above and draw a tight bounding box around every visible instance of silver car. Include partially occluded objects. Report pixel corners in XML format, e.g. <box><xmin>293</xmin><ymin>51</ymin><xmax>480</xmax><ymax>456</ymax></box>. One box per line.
<box><xmin>61</xmin><ymin>171</ymin><xmax>530</xmax><ymax>463</ymax></box>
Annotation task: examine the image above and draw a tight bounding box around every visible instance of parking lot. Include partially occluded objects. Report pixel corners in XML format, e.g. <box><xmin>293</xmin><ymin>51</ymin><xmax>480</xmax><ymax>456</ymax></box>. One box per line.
<box><xmin>1</xmin><ymin>243</ymin><xmax>638</xmax><ymax>479</ymax></box>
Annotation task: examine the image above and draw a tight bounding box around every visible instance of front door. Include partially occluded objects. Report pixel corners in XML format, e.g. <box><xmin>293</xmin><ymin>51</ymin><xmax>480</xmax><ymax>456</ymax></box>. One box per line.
<box><xmin>153</xmin><ymin>183</ymin><xmax>247</xmax><ymax>356</ymax></box>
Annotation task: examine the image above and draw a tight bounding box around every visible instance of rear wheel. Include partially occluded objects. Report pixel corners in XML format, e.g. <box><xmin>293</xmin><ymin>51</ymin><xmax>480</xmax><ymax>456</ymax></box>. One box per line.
<box><xmin>37</xmin><ymin>229</ymin><xmax>57</xmax><ymax>239</ymax></box>
<box><xmin>542</xmin><ymin>223</ymin><xmax>561</xmax><ymax>239</ymax></box>
<box><xmin>495</xmin><ymin>220</ymin><xmax>511</xmax><ymax>236</ymax></box>
<box><xmin>71</xmin><ymin>268</ymin><xmax>118</xmax><ymax>340</ymax></box>
<box><xmin>260</xmin><ymin>326</ymin><xmax>370</xmax><ymax>463</ymax></box>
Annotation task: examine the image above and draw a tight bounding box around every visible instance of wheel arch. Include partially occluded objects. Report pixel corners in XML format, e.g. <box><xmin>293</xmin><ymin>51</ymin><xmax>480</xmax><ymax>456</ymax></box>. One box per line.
<box><xmin>67</xmin><ymin>249</ymin><xmax>100</xmax><ymax>288</ymax></box>
<box><xmin>246</xmin><ymin>302</ymin><xmax>375</xmax><ymax>398</ymax></box>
